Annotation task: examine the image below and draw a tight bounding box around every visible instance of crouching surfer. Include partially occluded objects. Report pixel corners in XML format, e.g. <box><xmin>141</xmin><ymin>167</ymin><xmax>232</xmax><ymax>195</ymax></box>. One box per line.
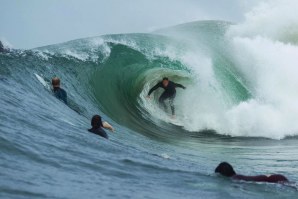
<box><xmin>88</xmin><ymin>115</ymin><xmax>115</xmax><ymax>139</ymax></box>
<box><xmin>215</xmin><ymin>162</ymin><xmax>288</xmax><ymax>183</ymax></box>
<box><xmin>147</xmin><ymin>77</ymin><xmax>186</xmax><ymax>117</ymax></box>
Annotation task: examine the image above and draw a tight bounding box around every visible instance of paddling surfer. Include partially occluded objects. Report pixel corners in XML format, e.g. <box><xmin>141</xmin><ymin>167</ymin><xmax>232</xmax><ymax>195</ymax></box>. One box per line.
<box><xmin>52</xmin><ymin>77</ymin><xmax>67</xmax><ymax>104</ymax></box>
<box><xmin>88</xmin><ymin>115</ymin><xmax>115</xmax><ymax>139</ymax></box>
<box><xmin>215</xmin><ymin>162</ymin><xmax>288</xmax><ymax>183</ymax></box>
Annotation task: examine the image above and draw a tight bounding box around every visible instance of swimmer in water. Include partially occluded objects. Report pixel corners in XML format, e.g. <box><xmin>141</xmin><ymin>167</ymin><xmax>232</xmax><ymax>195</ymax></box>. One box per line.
<box><xmin>147</xmin><ymin>77</ymin><xmax>186</xmax><ymax>117</ymax></box>
<box><xmin>88</xmin><ymin>115</ymin><xmax>115</xmax><ymax>139</ymax></box>
<box><xmin>52</xmin><ymin>77</ymin><xmax>67</xmax><ymax>104</ymax></box>
<box><xmin>215</xmin><ymin>162</ymin><xmax>288</xmax><ymax>183</ymax></box>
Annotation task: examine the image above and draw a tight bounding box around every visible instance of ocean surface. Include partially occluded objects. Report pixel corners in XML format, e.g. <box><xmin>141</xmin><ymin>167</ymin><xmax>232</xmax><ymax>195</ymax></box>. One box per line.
<box><xmin>1</xmin><ymin>18</ymin><xmax>298</xmax><ymax>198</ymax></box>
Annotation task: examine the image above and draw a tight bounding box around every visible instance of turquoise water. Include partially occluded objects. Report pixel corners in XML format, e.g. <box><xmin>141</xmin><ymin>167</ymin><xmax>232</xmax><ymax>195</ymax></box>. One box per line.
<box><xmin>0</xmin><ymin>21</ymin><xmax>298</xmax><ymax>198</ymax></box>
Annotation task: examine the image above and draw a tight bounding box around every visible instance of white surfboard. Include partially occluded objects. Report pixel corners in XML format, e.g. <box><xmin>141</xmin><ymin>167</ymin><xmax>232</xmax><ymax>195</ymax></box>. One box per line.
<box><xmin>34</xmin><ymin>73</ymin><xmax>51</xmax><ymax>91</ymax></box>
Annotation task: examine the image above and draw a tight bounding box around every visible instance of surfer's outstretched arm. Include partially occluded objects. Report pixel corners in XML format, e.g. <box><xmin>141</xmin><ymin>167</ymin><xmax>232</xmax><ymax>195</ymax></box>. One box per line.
<box><xmin>148</xmin><ymin>82</ymin><xmax>162</xmax><ymax>96</ymax></box>
<box><xmin>103</xmin><ymin>121</ymin><xmax>115</xmax><ymax>132</ymax></box>
<box><xmin>175</xmin><ymin>83</ymin><xmax>186</xmax><ymax>89</ymax></box>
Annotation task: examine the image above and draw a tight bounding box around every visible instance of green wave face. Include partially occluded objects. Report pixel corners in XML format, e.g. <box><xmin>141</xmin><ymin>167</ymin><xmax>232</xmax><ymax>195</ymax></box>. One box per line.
<box><xmin>3</xmin><ymin>20</ymin><xmax>298</xmax><ymax>139</ymax></box>
<box><xmin>0</xmin><ymin>20</ymin><xmax>257</xmax><ymax>140</ymax></box>
<box><xmin>25</xmin><ymin>21</ymin><xmax>253</xmax><ymax>139</ymax></box>
<box><xmin>86</xmin><ymin>22</ymin><xmax>252</xmax><ymax>138</ymax></box>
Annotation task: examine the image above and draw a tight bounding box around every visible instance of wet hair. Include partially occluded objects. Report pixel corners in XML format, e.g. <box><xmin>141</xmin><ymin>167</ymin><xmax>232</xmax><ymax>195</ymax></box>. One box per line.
<box><xmin>215</xmin><ymin>162</ymin><xmax>236</xmax><ymax>177</ymax></box>
<box><xmin>52</xmin><ymin>77</ymin><xmax>60</xmax><ymax>87</ymax></box>
<box><xmin>91</xmin><ymin>115</ymin><xmax>103</xmax><ymax>128</ymax></box>
<box><xmin>162</xmin><ymin>77</ymin><xmax>169</xmax><ymax>81</ymax></box>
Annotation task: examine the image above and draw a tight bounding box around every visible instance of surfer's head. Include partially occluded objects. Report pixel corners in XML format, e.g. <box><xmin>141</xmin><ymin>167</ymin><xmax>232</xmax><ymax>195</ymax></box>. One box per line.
<box><xmin>52</xmin><ymin>77</ymin><xmax>61</xmax><ymax>88</ymax></box>
<box><xmin>162</xmin><ymin>77</ymin><xmax>169</xmax><ymax>87</ymax></box>
<box><xmin>91</xmin><ymin>115</ymin><xmax>103</xmax><ymax>128</ymax></box>
<box><xmin>215</xmin><ymin>162</ymin><xmax>236</xmax><ymax>177</ymax></box>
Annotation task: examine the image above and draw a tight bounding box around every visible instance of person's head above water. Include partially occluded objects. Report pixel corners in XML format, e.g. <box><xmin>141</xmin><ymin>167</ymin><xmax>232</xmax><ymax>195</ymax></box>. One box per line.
<box><xmin>91</xmin><ymin>115</ymin><xmax>103</xmax><ymax>129</ymax></box>
<box><xmin>215</xmin><ymin>162</ymin><xmax>236</xmax><ymax>177</ymax></box>
<box><xmin>162</xmin><ymin>77</ymin><xmax>169</xmax><ymax>87</ymax></box>
<box><xmin>52</xmin><ymin>77</ymin><xmax>61</xmax><ymax>88</ymax></box>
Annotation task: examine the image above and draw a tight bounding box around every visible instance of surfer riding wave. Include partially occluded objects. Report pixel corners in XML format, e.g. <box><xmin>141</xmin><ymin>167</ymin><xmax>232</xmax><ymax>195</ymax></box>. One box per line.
<box><xmin>147</xmin><ymin>77</ymin><xmax>186</xmax><ymax>117</ymax></box>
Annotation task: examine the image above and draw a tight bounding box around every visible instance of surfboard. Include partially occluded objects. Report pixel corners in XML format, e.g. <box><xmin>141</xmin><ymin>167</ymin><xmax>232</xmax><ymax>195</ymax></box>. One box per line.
<box><xmin>34</xmin><ymin>73</ymin><xmax>51</xmax><ymax>91</ymax></box>
<box><xmin>168</xmin><ymin>116</ymin><xmax>184</xmax><ymax>126</ymax></box>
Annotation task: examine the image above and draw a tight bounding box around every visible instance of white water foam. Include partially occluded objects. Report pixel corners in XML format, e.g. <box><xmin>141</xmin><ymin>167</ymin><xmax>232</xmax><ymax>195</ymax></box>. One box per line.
<box><xmin>178</xmin><ymin>1</ymin><xmax>298</xmax><ymax>139</ymax></box>
<box><xmin>227</xmin><ymin>0</ymin><xmax>298</xmax><ymax>44</ymax></box>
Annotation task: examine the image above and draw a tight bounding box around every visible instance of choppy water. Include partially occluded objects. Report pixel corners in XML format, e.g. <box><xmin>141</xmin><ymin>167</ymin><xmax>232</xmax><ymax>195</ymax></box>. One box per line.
<box><xmin>1</xmin><ymin>3</ymin><xmax>298</xmax><ymax>198</ymax></box>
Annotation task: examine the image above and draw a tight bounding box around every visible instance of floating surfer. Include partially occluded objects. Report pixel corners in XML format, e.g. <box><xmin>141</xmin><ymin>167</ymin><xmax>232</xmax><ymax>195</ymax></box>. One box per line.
<box><xmin>88</xmin><ymin>115</ymin><xmax>115</xmax><ymax>139</ymax></box>
<box><xmin>215</xmin><ymin>162</ymin><xmax>288</xmax><ymax>183</ymax></box>
<box><xmin>147</xmin><ymin>77</ymin><xmax>186</xmax><ymax>117</ymax></box>
<box><xmin>52</xmin><ymin>77</ymin><xmax>67</xmax><ymax>104</ymax></box>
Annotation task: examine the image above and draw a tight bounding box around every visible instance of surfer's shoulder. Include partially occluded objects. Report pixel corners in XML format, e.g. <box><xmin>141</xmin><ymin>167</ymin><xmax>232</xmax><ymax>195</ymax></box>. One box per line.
<box><xmin>59</xmin><ymin>88</ymin><xmax>67</xmax><ymax>95</ymax></box>
<box><xmin>88</xmin><ymin>127</ymin><xmax>108</xmax><ymax>139</ymax></box>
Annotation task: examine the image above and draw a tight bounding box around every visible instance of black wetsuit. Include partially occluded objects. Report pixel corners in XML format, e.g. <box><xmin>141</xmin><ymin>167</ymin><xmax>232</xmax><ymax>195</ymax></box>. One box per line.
<box><xmin>53</xmin><ymin>87</ymin><xmax>67</xmax><ymax>104</ymax></box>
<box><xmin>88</xmin><ymin>127</ymin><xmax>108</xmax><ymax>139</ymax></box>
<box><xmin>148</xmin><ymin>81</ymin><xmax>185</xmax><ymax>115</ymax></box>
